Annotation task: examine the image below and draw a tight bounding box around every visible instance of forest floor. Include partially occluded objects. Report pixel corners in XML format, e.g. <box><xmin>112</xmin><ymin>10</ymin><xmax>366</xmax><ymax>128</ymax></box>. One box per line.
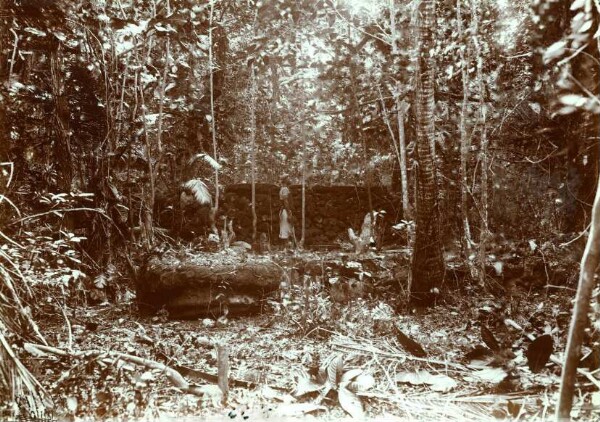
<box><xmin>11</xmin><ymin>248</ymin><xmax>600</xmax><ymax>422</ymax></box>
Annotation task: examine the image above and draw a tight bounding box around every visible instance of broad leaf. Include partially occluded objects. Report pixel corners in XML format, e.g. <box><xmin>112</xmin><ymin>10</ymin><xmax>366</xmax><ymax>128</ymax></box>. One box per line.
<box><xmin>395</xmin><ymin>370</ymin><xmax>456</xmax><ymax>392</ymax></box>
<box><xmin>481</xmin><ymin>324</ymin><xmax>500</xmax><ymax>351</ymax></box>
<box><xmin>395</xmin><ymin>369</ymin><xmax>432</xmax><ymax>385</ymax></box>
<box><xmin>348</xmin><ymin>373</ymin><xmax>376</xmax><ymax>392</ymax></box>
<box><xmin>465</xmin><ymin>367</ymin><xmax>507</xmax><ymax>383</ymax></box>
<box><xmin>394</xmin><ymin>326</ymin><xmax>427</xmax><ymax>357</ymax></box>
<box><xmin>338</xmin><ymin>386</ymin><xmax>364</xmax><ymax>419</ymax></box>
<box><xmin>340</xmin><ymin>368</ymin><xmax>363</xmax><ymax>384</ymax></box>
<box><xmin>427</xmin><ymin>374</ymin><xmax>458</xmax><ymax>392</ymax></box>
<box><xmin>526</xmin><ymin>334</ymin><xmax>553</xmax><ymax>373</ymax></box>
<box><xmin>543</xmin><ymin>41</ymin><xmax>567</xmax><ymax>63</ymax></box>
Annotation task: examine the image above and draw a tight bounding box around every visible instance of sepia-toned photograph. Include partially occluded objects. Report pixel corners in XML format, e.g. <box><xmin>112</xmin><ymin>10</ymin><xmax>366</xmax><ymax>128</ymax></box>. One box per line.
<box><xmin>0</xmin><ymin>0</ymin><xmax>599</xmax><ymax>420</ymax></box>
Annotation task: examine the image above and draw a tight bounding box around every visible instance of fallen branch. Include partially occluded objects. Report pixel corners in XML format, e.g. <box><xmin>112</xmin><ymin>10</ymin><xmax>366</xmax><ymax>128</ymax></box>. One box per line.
<box><xmin>333</xmin><ymin>340</ymin><xmax>468</xmax><ymax>371</ymax></box>
<box><xmin>24</xmin><ymin>342</ymin><xmax>270</xmax><ymax>394</ymax></box>
<box><xmin>24</xmin><ymin>343</ymin><xmax>207</xmax><ymax>396</ymax></box>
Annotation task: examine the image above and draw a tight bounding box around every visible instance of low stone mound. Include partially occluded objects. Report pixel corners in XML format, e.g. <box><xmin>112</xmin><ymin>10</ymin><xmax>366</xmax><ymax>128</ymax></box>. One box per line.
<box><xmin>136</xmin><ymin>252</ymin><xmax>283</xmax><ymax>319</ymax></box>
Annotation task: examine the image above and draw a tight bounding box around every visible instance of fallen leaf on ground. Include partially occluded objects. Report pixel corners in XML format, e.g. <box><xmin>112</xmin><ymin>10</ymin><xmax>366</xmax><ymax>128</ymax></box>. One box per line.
<box><xmin>526</xmin><ymin>334</ymin><xmax>553</xmax><ymax>373</ymax></box>
<box><xmin>395</xmin><ymin>370</ymin><xmax>457</xmax><ymax>392</ymax></box>
<box><xmin>465</xmin><ymin>367</ymin><xmax>507</xmax><ymax>383</ymax></box>
<box><xmin>338</xmin><ymin>385</ymin><xmax>365</xmax><ymax>418</ymax></box>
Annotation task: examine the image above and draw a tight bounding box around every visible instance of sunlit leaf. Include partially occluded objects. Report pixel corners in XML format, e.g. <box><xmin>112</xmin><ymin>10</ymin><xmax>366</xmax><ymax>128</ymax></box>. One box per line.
<box><xmin>396</xmin><ymin>369</ymin><xmax>432</xmax><ymax>385</ymax></box>
<box><xmin>340</xmin><ymin>368</ymin><xmax>363</xmax><ymax>384</ymax></box>
<box><xmin>543</xmin><ymin>41</ymin><xmax>567</xmax><ymax>63</ymax></box>
<box><xmin>591</xmin><ymin>392</ymin><xmax>600</xmax><ymax>407</ymax></box>
<box><xmin>338</xmin><ymin>386</ymin><xmax>364</xmax><ymax>418</ymax></box>
<box><xmin>556</xmin><ymin>105</ymin><xmax>578</xmax><ymax>115</ymax></box>
<box><xmin>66</xmin><ymin>396</ymin><xmax>77</xmax><ymax>413</ymax></box>
<box><xmin>24</xmin><ymin>27</ymin><xmax>47</xmax><ymax>37</ymax></box>
<box><xmin>466</xmin><ymin>367</ymin><xmax>507</xmax><ymax>383</ymax></box>
<box><xmin>578</xmin><ymin>19</ymin><xmax>593</xmax><ymax>33</ymax></box>
<box><xmin>427</xmin><ymin>374</ymin><xmax>458</xmax><ymax>392</ymax></box>
<box><xmin>528</xmin><ymin>102</ymin><xmax>541</xmax><ymax>114</ymax></box>
<box><xmin>560</xmin><ymin>94</ymin><xmax>588</xmax><ymax>107</ymax></box>
<box><xmin>348</xmin><ymin>373</ymin><xmax>376</xmax><ymax>392</ymax></box>
<box><xmin>140</xmin><ymin>371</ymin><xmax>155</xmax><ymax>381</ymax></box>
<box><xmin>570</xmin><ymin>0</ymin><xmax>586</xmax><ymax>11</ymax></box>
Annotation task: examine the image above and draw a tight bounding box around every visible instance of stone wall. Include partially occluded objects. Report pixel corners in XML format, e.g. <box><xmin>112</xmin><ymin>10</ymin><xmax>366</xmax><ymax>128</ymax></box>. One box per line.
<box><xmin>221</xmin><ymin>183</ymin><xmax>402</xmax><ymax>245</ymax></box>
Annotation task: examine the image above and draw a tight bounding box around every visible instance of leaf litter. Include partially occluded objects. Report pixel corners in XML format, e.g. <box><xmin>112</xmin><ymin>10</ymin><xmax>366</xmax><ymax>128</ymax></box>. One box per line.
<box><xmin>17</xmin><ymin>254</ymin><xmax>600</xmax><ymax>421</ymax></box>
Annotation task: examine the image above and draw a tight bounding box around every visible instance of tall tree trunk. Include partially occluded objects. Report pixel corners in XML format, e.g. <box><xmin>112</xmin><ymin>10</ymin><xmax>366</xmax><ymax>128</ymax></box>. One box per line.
<box><xmin>458</xmin><ymin>0</ymin><xmax>476</xmax><ymax>276</ymax></box>
<box><xmin>300</xmin><ymin>134</ymin><xmax>306</xmax><ymax>248</ymax></box>
<box><xmin>209</xmin><ymin>0</ymin><xmax>219</xmax><ymax>232</ymax></box>
<box><xmin>249</xmin><ymin>65</ymin><xmax>257</xmax><ymax>241</ymax></box>
<box><xmin>396</xmin><ymin>95</ymin><xmax>412</xmax><ymax>234</ymax></box>
<box><xmin>157</xmin><ymin>39</ymin><xmax>170</xmax><ymax>162</ymax></box>
<box><xmin>378</xmin><ymin>87</ymin><xmax>404</xmax><ymax>190</ymax></box>
<box><xmin>556</xmin><ymin>167</ymin><xmax>600</xmax><ymax>420</ymax></box>
<box><xmin>410</xmin><ymin>0</ymin><xmax>444</xmax><ymax>306</ymax></box>
<box><xmin>471</xmin><ymin>0</ymin><xmax>489</xmax><ymax>285</ymax></box>
<box><xmin>348</xmin><ymin>23</ymin><xmax>374</xmax><ymax>233</ymax></box>
<box><xmin>139</xmin><ymin>83</ymin><xmax>154</xmax><ymax>249</ymax></box>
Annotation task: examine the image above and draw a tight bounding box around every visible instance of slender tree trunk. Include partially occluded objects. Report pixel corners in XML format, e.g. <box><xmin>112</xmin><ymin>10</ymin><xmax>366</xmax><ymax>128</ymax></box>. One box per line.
<box><xmin>139</xmin><ymin>83</ymin><xmax>154</xmax><ymax>249</ymax></box>
<box><xmin>379</xmin><ymin>83</ymin><xmax>410</xmax><ymax>233</ymax></box>
<box><xmin>157</xmin><ymin>38</ymin><xmax>170</xmax><ymax>160</ymax></box>
<box><xmin>300</xmin><ymin>135</ymin><xmax>306</xmax><ymax>248</ymax></box>
<box><xmin>471</xmin><ymin>0</ymin><xmax>489</xmax><ymax>285</ymax></box>
<box><xmin>379</xmin><ymin>88</ymin><xmax>401</xmax><ymax>171</ymax></box>
<box><xmin>249</xmin><ymin>65</ymin><xmax>257</xmax><ymax>241</ymax></box>
<box><xmin>362</xmin><ymin>132</ymin><xmax>374</xmax><ymax>219</ymax></box>
<box><xmin>458</xmin><ymin>0</ymin><xmax>476</xmax><ymax>276</ymax></box>
<box><xmin>209</xmin><ymin>0</ymin><xmax>219</xmax><ymax>225</ymax></box>
<box><xmin>410</xmin><ymin>0</ymin><xmax>444</xmax><ymax>306</ymax></box>
<box><xmin>556</xmin><ymin>170</ymin><xmax>600</xmax><ymax>420</ymax></box>
<box><xmin>115</xmin><ymin>57</ymin><xmax>130</xmax><ymax>145</ymax></box>
<box><xmin>348</xmin><ymin>22</ymin><xmax>374</xmax><ymax>232</ymax></box>
<box><xmin>396</xmin><ymin>90</ymin><xmax>412</xmax><ymax>238</ymax></box>
<box><xmin>387</xmin><ymin>0</ymin><xmax>412</xmax><ymax>237</ymax></box>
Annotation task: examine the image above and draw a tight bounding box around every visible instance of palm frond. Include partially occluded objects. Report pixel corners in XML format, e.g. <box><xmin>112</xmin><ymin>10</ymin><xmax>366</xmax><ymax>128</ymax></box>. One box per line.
<box><xmin>188</xmin><ymin>153</ymin><xmax>221</xmax><ymax>171</ymax></box>
<box><xmin>0</xmin><ymin>329</ymin><xmax>49</xmax><ymax>417</ymax></box>
<box><xmin>0</xmin><ymin>262</ymin><xmax>50</xmax><ymax>417</ymax></box>
<box><xmin>183</xmin><ymin>179</ymin><xmax>213</xmax><ymax>205</ymax></box>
